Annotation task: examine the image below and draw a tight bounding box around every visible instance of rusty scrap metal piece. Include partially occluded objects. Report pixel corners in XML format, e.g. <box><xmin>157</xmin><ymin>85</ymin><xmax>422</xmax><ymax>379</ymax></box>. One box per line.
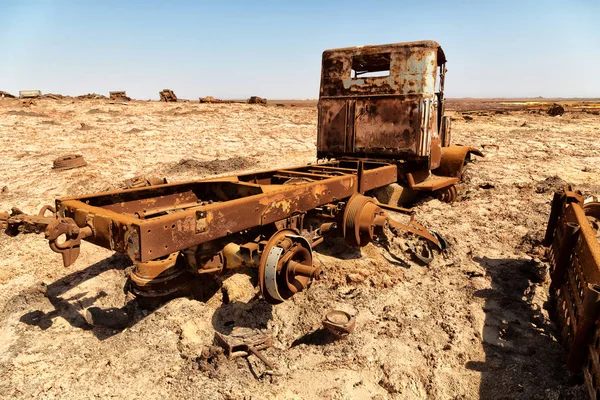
<box><xmin>43</xmin><ymin>93</ymin><xmax>65</xmax><ymax>100</ymax></box>
<box><xmin>77</xmin><ymin>93</ymin><xmax>107</xmax><ymax>100</ymax></box>
<box><xmin>159</xmin><ymin>89</ymin><xmax>177</xmax><ymax>102</ymax></box>
<box><xmin>109</xmin><ymin>91</ymin><xmax>130</xmax><ymax>101</ymax></box>
<box><xmin>567</xmin><ymin>283</ymin><xmax>600</xmax><ymax>371</ymax></box>
<box><xmin>19</xmin><ymin>90</ymin><xmax>42</xmax><ymax>99</ymax></box>
<box><xmin>1</xmin><ymin>205</ymin><xmax>56</xmax><ymax>236</ymax></box>
<box><xmin>214</xmin><ymin>329</ymin><xmax>275</xmax><ymax>370</ymax></box>
<box><xmin>547</xmin><ymin>103</ymin><xmax>565</xmax><ymax>116</ymax></box>
<box><xmin>322</xmin><ymin>310</ymin><xmax>356</xmax><ymax>337</ymax></box>
<box><xmin>248</xmin><ymin>96</ymin><xmax>267</xmax><ymax>105</ymax></box>
<box><xmin>435</xmin><ymin>145</ymin><xmax>484</xmax><ymax>179</ymax></box>
<box><xmin>199</xmin><ymin>96</ymin><xmax>222</xmax><ymax>104</ymax></box>
<box><xmin>84</xmin><ymin>306</ymin><xmax>130</xmax><ymax>329</ymax></box>
<box><xmin>0</xmin><ymin>91</ymin><xmax>16</xmax><ymax>99</ymax></box>
<box><xmin>545</xmin><ymin>188</ymin><xmax>600</xmax><ymax>399</ymax></box>
<box><xmin>387</xmin><ymin>218</ymin><xmax>444</xmax><ymax>251</ymax></box>
<box><xmin>123</xmin><ymin>175</ymin><xmax>167</xmax><ymax>189</ymax></box>
<box><xmin>52</xmin><ymin>154</ymin><xmax>87</xmax><ymax>171</ymax></box>
<box><xmin>129</xmin><ymin>252</ymin><xmax>191</xmax><ymax>298</ymax></box>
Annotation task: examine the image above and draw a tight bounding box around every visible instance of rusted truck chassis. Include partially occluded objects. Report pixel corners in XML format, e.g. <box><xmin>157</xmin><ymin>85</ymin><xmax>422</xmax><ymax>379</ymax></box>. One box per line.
<box><xmin>1</xmin><ymin>41</ymin><xmax>479</xmax><ymax>305</ymax></box>
<box><xmin>2</xmin><ymin>160</ymin><xmax>444</xmax><ymax>304</ymax></box>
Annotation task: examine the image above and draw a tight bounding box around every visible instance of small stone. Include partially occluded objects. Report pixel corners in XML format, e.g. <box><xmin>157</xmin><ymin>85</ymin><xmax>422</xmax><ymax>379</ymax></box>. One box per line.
<box><xmin>346</xmin><ymin>273</ymin><xmax>366</xmax><ymax>284</ymax></box>
<box><xmin>382</xmin><ymin>274</ymin><xmax>393</xmax><ymax>288</ymax></box>
<box><xmin>221</xmin><ymin>273</ymin><xmax>255</xmax><ymax>303</ymax></box>
<box><xmin>84</xmin><ymin>307</ymin><xmax>130</xmax><ymax>329</ymax></box>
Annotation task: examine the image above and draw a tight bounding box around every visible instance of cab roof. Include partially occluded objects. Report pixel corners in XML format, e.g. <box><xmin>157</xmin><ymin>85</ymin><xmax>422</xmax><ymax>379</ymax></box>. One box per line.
<box><xmin>323</xmin><ymin>40</ymin><xmax>446</xmax><ymax>65</ymax></box>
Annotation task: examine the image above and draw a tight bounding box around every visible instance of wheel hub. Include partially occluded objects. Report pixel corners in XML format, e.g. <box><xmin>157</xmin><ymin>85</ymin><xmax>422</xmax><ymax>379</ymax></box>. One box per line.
<box><xmin>259</xmin><ymin>229</ymin><xmax>322</xmax><ymax>304</ymax></box>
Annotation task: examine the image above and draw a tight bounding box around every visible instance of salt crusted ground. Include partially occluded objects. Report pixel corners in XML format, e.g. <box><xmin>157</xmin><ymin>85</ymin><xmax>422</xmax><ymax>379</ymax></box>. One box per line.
<box><xmin>1</xmin><ymin>97</ymin><xmax>599</xmax><ymax>399</ymax></box>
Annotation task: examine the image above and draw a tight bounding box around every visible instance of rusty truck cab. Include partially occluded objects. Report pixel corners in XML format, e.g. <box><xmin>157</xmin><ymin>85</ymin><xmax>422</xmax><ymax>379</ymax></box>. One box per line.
<box><xmin>317</xmin><ymin>41</ymin><xmax>477</xmax><ymax>200</ymax></box>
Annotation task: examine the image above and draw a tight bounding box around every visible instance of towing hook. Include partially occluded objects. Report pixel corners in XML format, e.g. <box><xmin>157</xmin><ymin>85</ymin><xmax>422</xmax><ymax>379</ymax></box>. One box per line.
<box><xmin>46</xmin><ymin>218</ymin><xmax>93</xmax><ymax>267</ymax></box>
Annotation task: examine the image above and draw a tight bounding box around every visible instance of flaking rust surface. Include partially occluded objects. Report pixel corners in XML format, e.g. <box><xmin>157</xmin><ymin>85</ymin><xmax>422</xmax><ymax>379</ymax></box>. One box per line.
<box><xmin>1</xmin><ymin>98</ymin><xmax>600</xmax><ymax>399</ymax></box>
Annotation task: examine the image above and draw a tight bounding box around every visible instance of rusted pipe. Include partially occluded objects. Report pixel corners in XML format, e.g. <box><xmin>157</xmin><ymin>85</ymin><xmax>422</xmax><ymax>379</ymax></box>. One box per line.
<box><xmin>288</xmin><ymin>259</ymin><xmax>323</xmax><ymax>280</ymax></box>
<box><xmin>311</xmin><ymin>237</ymin><xmax>325</xmax><ymax>248</ymax></box>
<box><xmin>319</xmin><ymin>222</ymin><xmax>337</xmax><ymax>234</ymax></box>
<box><xmin>373</xmin><ymin>215</ymin><xmax>387</xmax><ymax>228</ymax></box>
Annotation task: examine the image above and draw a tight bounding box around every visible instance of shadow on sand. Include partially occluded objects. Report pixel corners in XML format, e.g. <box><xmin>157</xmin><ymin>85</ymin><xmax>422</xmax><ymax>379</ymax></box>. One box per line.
<box><xmin>467</xmin><ymin>256</ymin><xmax>586</xmax><ymax>399</ymax></box>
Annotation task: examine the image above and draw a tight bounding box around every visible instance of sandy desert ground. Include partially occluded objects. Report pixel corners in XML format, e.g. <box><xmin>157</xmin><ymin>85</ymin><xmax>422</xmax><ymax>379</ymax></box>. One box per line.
<box><xmin>1</xmin><ymin>97</ymin><xmax>600</xmax><ymax>399</ymax></box>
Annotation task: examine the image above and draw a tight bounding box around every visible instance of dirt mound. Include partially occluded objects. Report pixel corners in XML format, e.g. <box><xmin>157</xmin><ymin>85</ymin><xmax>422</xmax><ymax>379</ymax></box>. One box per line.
<box><xmin>535</xmin><ymin>175</ymin><xmax>568</xmax><ymax>193</ymax></box>
<box><xmin>6</xmin><ymin>110</ymin><xmax>46</xmax><ymax>117</ymax></box>
<box><xmin>77</xmin><ymin>93</ymin><xmax>107</xmax><ymax>100</ymax></box>
<box><xmin>169</xmin><ymin>157</ymin><xmax>257</xmax><ymax>175</ymax></box>
<box><xmin>87</xmin><ymin>108</ymin><xmax>106</xmax><ymax>114</ymax></box>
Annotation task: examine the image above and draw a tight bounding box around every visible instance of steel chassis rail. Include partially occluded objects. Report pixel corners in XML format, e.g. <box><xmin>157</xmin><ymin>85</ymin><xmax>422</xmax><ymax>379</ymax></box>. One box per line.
<box><xmin>46</xmin><ymin>159</ymin><xmax>395</xmax><ymax>263</ymax></box>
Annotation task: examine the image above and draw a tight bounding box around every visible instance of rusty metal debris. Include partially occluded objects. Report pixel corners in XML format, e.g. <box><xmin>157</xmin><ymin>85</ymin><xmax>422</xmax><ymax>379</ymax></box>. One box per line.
<box><xmin>248</xmin><ymin>96</ymin><xmax>267</xmax><ymax>105</ymax></box>
<box><xmin>547</xmin><ymin>103</ymin><xmax>565</xmax><ymax>117</ymax></box>
<box><xmin>52</xmin><ymin>154</ymin><xmax>87</xmax><ymax>171</ymax></box>
<box><xmin>44</xmin><ymin>93</ymin><xmax>65</xmax><ymax>100</ymax></box>
<box><xmin>1</xmin><ymin>206</ymin><xmax>56</xmax><ymax>236</ymax></box>
<box><xmin>214</xmin><ymin>329</ymin><xmax>275</xmax><ymax>370</ymax></box>
<box><xmin>19</xmin><ymin>90</ymin><xmax>42</xmax><ymax>99</ymax></box>
<box><xmin>0</xmin><ymin>91</ymin><xmax>16</xmax><ymax>99</ymax></box>
<box><xmin>199</xmin><ymin>96</ymin><xmax>222</xmax><ymax>104</ymax></box>
<box><xmin>1</xmin><ymin>41</ymin><xmax>480</xmax><ymax>307</ymax></box>
<box><xmin>109</xmin><ymin>91</ymin><xmax>131</xmax><ymax>101</ymax></box>
<box><xmin>77</xmin><ymin>93</ymin><xmax>107</xmax><ymax>100</ymax></box>
<box><xmin>159</xmin><ymin>89</ymin><xmax>177</xmax><ymax>102</ymax></box>
<box><xmin>123</xmin><ymin>175</ymin><xmax>168</xmax><ymax>189</ymax></box>
<box><xmin>130</xmin><ymin>252</ymin><xmax>191</xmax><ymax>299</ymax></box>
<box><xmin>322</xmin><ymin>310</ymin><xmax>356</xmax><ymax>337</ymax></box>
<box><xmin>545</xmin><ymin>187</ymin><xmax>600</xmax><ymax>398</ymax></box>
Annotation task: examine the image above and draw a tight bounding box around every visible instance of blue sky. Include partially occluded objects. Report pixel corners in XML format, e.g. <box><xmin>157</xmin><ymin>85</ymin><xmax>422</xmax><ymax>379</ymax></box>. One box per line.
<box><xmin>0</xmin><ymin>1</ymin><xmax>598</xmax><ymax>99</ymax></box>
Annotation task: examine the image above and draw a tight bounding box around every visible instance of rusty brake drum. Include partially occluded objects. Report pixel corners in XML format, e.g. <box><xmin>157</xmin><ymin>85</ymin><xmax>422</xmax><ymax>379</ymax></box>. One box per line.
<box><xmin>258</xmin><ymin>229</ymin><xmax>322</xmax><ymax>304</ymax></box>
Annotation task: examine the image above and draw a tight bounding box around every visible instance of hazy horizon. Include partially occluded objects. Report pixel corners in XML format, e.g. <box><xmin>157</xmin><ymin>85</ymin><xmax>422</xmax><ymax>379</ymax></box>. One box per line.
<box><xmin>1</xmin><ymin>0</ymin><xmax>598</xmax><ymax>100</ymax></box>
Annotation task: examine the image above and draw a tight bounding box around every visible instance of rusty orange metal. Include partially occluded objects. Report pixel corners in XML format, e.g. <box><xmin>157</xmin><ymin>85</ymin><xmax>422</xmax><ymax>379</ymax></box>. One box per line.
<box><xmin>0</xmin><ymin>41</ymin><xmax>481</xmax><ymax>305</ymax></box>
<box><xmin>545</xmin><ymin>188</ymin><xmax>600</xmax><ymax>399</ymax></box>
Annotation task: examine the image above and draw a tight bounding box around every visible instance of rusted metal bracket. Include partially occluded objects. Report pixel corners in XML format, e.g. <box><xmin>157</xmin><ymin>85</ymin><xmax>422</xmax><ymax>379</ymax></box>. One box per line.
<box><xmin>214</xmin><ymin>329</ymin><xmax>275</xmax><ymax>371</ymax></box>
<box><xmin>1</xmin><ymin>205</ymin><xmax>56</xmax><ymax>236</ymax></box>
<box><xmin>0</xmin><ymin>206</ymin><xmax>92</xmax><ymax>267</ymax></box>
<box><xmin>386</xmin><ymin>214</ymin><xmax>445</xmax><ymax>251</ymax></box>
